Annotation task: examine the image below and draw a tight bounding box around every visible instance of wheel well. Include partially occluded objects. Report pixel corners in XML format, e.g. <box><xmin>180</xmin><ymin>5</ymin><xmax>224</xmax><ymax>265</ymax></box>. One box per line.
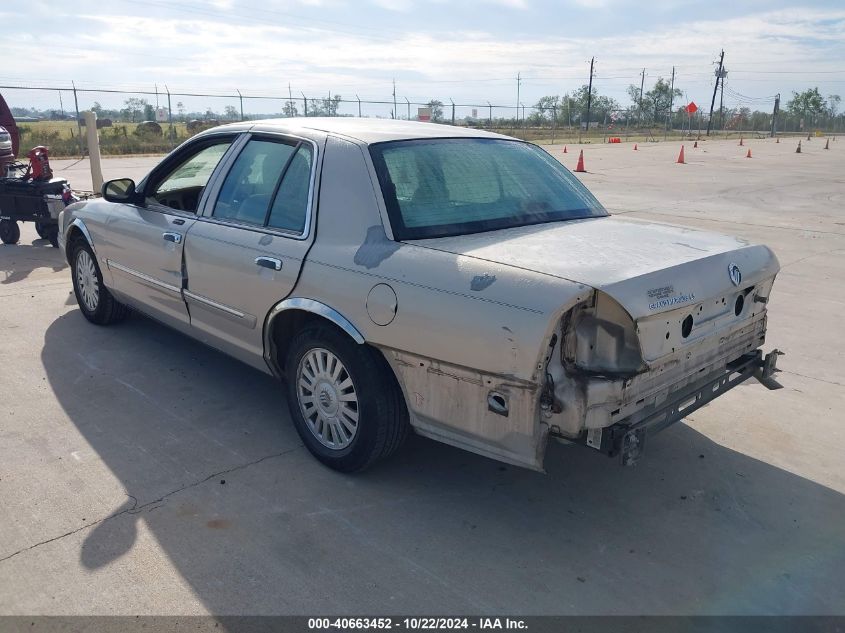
<box><xmin>267</xmin><ymin>309</ymin><xmax>356</xmax><ymax>377</ymax></box>
<box><xmin>65</xmin><ymin>225</ymin><xmax>87</xmax><ymax>263</ymax></box>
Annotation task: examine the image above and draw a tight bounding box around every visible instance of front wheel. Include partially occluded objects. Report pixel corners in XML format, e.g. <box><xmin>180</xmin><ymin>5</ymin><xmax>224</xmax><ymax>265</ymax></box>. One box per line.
<box><xmin>284</xmin><ymin>324</ymin><xmax>409</xmax><ymax>472</ymax></box>
<box><xmin>70</xmin><ymin>240</ymin><xmax>128</xmax><ymax>325</ymax></box>
<box><xmin>0</xmin><ymin>220</ymin><xmax>20</xmax><ymax>245</ymax></box>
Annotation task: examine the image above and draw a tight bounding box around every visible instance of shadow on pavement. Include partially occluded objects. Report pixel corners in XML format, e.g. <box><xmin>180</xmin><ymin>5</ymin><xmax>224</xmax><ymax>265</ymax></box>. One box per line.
<box><xmin>0</xmin><ymin>239</ymin><xmax>66</xmax><ymax>286</ymax></box>
<box><xmin>41</xmin><ymin>310</ymin><xmax>845</xmax><ymax>615</ymax></box>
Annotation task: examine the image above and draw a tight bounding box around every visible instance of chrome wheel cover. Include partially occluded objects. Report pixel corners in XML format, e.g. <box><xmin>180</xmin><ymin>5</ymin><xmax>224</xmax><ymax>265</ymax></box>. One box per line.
<box><xmin>296</xmin><ymin>347</ymin><xmax>359</xmax><ymax>450</ymax></box>
<box><xmin>75</xmin><ymin>250</ymin><xmax>99</xmax><ymax>312</ymax></box>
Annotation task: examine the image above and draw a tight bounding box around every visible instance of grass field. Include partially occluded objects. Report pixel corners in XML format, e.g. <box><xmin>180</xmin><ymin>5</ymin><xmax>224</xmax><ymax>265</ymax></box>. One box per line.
<box><xmin>18</xmin><ymin>120</ymin><xmax>195</xmax><ymax>157</ymax></box>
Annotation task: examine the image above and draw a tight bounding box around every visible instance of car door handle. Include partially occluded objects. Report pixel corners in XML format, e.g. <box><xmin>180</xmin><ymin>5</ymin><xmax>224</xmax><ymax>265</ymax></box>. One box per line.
<box><xmin>162</xmin><ymin>232</ymin><xmax>182</xmax><ymax>244</ymax></box>
<box><xmin>255</xmin><ymin>256</ymin><xmax>282</xmax><ymax>271</ymax></box>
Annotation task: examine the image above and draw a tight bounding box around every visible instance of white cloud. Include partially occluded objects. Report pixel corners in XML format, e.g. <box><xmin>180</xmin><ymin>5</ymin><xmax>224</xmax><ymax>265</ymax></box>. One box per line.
<box><xmin>1</xmin><ymin>5</ymin><xmax>843</xmax><ymax>110</ymax></box>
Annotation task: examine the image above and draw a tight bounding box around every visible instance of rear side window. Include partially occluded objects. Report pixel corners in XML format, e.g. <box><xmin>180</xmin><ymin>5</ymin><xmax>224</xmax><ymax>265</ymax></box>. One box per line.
<box><xmin>212</xmin><ymin>139</ymin><xmax>313</xmax><ymax>233</ymax></box>
<box><xmin>267</xmin><ymin>146</ymin><xmax>313</xmax><ymax>232</ymax></box>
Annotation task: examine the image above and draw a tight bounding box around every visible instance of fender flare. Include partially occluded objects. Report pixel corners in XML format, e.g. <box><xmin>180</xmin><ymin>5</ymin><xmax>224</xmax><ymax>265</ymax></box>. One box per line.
<box><xmin>66</xmin><ymin>218</ymin><xmax>97</xmax><ymax>258</ymax></box>
<box><xmin>263</xmin><ymin>297</ymin><xmax>366</xmax><ymax>376</ymax></box>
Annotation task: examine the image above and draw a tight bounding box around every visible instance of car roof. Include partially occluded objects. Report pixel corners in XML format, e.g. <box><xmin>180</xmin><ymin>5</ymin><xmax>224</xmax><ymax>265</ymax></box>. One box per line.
<box><xmin>206</xmin><ymin>117</ymin><xmax>513</xmax><ymax>144</ymax></box>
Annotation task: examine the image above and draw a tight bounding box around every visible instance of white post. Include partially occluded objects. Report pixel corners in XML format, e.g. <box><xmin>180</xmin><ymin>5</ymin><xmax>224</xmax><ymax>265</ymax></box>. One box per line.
<box><xmin>83</xmin><ymin>111</ymin><xmax>104</xmax><ymax>192</ymax></box>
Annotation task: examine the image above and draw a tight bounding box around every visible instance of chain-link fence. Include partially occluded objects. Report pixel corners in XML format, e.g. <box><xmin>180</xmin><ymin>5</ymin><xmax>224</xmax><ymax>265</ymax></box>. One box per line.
<box><xmin>3</xmin><ymin>83</ymin><xmax>843</xmax><ymax>158</ymax></box>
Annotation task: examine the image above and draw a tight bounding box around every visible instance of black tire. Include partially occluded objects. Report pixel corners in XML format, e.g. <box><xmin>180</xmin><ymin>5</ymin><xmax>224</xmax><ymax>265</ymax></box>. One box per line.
<box><xmin>70</xmin><ymin>239</ymin><xmax>129</xmax><ymax>325</ymax></box>
<box><xmin>35</xmin><ymin>222</ymin><xmax>48</xmax><ymax>239</ymax></box>
<box><xmin>284</xmin><ymin>324</ymin><xmax>409</xmax><ymax>472</ymax></box>
<box><xmin>0</xmin><ymin>220</ymin><xmax>20</xmax><ymax>245</ymax></box>
<box><xmin>44</xmin><ymin>225</ymin><xmax>59</xmax><ymax>248</ymax></box>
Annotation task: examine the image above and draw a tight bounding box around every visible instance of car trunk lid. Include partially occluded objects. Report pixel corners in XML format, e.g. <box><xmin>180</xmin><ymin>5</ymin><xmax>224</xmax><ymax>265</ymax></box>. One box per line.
<box><xmin>409</xmin><ymin>216</ymin><xmax>780</xmax><ymax>321</ymax></box>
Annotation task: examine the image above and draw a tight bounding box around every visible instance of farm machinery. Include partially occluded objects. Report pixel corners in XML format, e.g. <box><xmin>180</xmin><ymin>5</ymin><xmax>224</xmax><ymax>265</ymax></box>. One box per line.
<box><xmin>0</xmin><ymin>145</ymin><xmax>78</xmax><ymax>247</ymax></box>
<box><xmin>0</xmin><ymin>93</ymin><xmax>80</xmax><ymax>248</ymax></box>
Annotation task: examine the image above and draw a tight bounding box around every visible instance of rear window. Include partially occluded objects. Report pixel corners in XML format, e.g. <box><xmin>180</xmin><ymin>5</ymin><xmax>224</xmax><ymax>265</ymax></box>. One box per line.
<box><xmin>369</xmin><ymin>138</ymin><xmax>607</xmax><ymax>240</ymax></box>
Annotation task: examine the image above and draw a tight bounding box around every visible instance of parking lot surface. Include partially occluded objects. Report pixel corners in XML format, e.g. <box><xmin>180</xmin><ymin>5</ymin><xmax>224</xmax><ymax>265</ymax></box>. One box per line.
<box><xmin>1</xmin><ymin>137</ymin><xmax>843</xmax><ymax>615</ymax></box>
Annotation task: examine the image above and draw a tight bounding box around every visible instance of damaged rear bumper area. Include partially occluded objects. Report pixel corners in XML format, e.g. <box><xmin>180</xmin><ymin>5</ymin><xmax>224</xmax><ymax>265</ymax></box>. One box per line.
<box><xmin>567</xmin><ymin>348</ymin><xmax>783</xmax><ymax>466</ymax></box>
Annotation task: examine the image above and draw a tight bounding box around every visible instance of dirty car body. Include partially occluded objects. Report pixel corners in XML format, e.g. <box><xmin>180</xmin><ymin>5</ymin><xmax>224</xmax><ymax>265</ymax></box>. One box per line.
<box><xmin>58</xmin><ymin>118</ymin><xmax>782</xmax><ymax>472</ymax></box>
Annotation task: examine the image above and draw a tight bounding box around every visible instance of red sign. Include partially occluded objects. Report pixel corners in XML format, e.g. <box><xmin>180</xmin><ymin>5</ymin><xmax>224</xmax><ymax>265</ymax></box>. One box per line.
<box><xmin>686</xmin><ymin>101</ymin><xmax>698</xmax><ymax>114</ymax></box>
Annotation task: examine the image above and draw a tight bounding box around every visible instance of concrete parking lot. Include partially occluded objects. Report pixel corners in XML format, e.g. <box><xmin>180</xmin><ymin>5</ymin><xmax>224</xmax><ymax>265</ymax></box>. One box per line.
<box><xmin>1</xmin><ymin>136</ymin><xmax>843</xmax><ymax>615</ymax></box>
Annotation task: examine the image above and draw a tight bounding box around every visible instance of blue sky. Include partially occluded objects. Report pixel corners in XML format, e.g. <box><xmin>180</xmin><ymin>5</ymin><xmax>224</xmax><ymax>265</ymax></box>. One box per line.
<box><xmin>2</xmin><ymin>0</ymin><xmax>844</xmax><ymax>117</ymax></box>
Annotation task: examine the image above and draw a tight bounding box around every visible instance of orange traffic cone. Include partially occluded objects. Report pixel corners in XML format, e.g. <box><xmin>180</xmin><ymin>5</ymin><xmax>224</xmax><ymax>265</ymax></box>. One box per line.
<box><xmin>739</xmin><ymin>137</ymin><xmax>744</xmax><ymax>146</ymax></box>
<box><xmin>796</xmin><ymin>140</ymin><xmax>802</xmax><ymax>154</ymax></box>
<box><xmin>693</xmin><ymin>141</ymin><xmax>698</xmax><ymax>148</ymax></box>
<box><xmin>677</xmin><ymin>145</ymin><xmax>685</xmax><ymax>164</ymax></box>
<box><xmin>746</xmin><ymin>149</ymin><xmax>752</xmax><ymax>158</ymax></box>
<box><xmin>563</xmin><ymin>145</ymin><xmax>568</xmax><ymax>154</ymax></box>
<box><xmin>824</xmin><ymin>138</ymin><xmax>830</xmax><ymax>150</ymax></box>
<box><xmin>574</xmin><ymin>150</ymin><xmax>586</xmax><ymax>173</ymax></box>
<box><xmin>633</xmin><ymin>143</ymin><xmax>638</xmax><ymax>151</ymax></box>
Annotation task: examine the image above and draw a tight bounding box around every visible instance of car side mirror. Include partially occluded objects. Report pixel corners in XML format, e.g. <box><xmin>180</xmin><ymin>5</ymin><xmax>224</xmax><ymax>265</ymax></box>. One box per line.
<box><xmin>102</xmin><ymin>178</ymin><xmax>137</xmax><ymax>203</ymax></box>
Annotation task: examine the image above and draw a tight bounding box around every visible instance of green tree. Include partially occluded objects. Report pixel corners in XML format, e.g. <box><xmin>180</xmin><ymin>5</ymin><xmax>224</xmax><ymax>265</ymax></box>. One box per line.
<box><xmin>572</xmin><ymin>85</ymin><xmax>619</xmax><ymax>126</ymax></box>
<box><xmin>283</xmin><ymin>100</ymin><xmax>298</xmax><ymax>117</ymax></box>
<box><xmin>123</xmin><ymin>97</ymin><xmax>147</xmax><ymax>122</ymax></box>
<box><xmin>827</xmin><ymin>94</ymin><xmax>841</xmax><ymax>117</ymax></box>
<box><xmin>427</xmin><ymin>100</ymin><xmax>444</xmax><ymax>122</ymax></box>
<box><xmin>628</xmin><ymin>78</ymin><xmax>681</xmax><ymax>125</ymax></box>
<box><xmin>787</xmin><ymin>88</ymin><xmax>826</xmax><ymax>118</ymax></box>
<box><xmin>533</xmin><ymin>95</ymin><xmax>560</xmax><ymax>122</ymax></box>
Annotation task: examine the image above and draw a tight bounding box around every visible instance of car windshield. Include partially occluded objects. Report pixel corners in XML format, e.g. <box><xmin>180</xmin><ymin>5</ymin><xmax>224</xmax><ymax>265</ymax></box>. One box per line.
<box><xmin>369</xmin><ymin>138</ymin><xmax>608</xmax><ymax>240</ymax></box>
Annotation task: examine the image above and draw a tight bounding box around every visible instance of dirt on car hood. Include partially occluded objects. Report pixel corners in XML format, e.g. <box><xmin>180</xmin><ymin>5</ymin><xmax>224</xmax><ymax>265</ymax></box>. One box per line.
<box><xmin>410</xmin><ymin>216</ymin><xmax>780</xmax><ymax>319</ymax></box>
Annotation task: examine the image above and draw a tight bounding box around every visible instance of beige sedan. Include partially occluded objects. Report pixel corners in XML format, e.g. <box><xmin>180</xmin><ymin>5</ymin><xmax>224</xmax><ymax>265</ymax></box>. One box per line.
<box><xmin>59</xmin><ymin>118</ymin><xmax>782</xmax><ymax>472</ymax></box>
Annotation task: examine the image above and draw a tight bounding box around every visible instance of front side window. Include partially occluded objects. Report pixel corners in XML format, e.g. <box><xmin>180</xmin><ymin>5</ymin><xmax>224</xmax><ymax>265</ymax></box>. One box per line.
<box><xmin>369</xmin><ymin>138</ymin><xmax>608</xmax><ymax>240</ymax></box>
<box><xmin>213</xmin><ymin>139</ymin><xmax>313</xmax><ymax>232</ymax></box>
<box><xmin>148</xmin><ymin>140</ymin><xmax>232</xmax><ymax>213</ymax></box>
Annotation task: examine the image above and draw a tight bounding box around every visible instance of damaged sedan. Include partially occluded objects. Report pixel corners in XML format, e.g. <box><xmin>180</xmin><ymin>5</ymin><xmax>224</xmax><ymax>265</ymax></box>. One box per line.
<box><xmin>58</xmin><ymin>118</ymin><xmax>782</xmax><ymax>472</ymax></box>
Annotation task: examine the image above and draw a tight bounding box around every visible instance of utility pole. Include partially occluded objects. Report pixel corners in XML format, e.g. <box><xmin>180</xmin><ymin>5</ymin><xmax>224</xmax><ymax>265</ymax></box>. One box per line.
<box><xmin>165</xmin><ymin>85</ymin><xmax>174</xmax><ymax>147</ymax></box>
<box><xmin>706</xmin><ymin>49</ymin><xmax>724</xmax><ymax>136</ymax></box>
<box><xmin>288</xmin><ymin>83</ymin><xmax>293</xmax><ymax>116</ymax></box>
<box><xmin>637</xmin><ymin>68</ymin><xmax>645</xmax><ymax>126</ymax></box>
<box><xmin>392</xmin><ymin>79</ymin><xmax>396</xmax><ymax>119</ymax></box>
<box><xmin>71</xmin><ymin>81</ymin><xmax>83</xmax><ymax>157</ymax></box>
<box><xmin>665</xmin><ymin>66</ymin><xmax>675</xmax><ymax>141</ymax></box>
<box><xmin>583</xmin><ymin>57</ymin><xmax>595</xmax><ymax>143</ymax></box>
<box><xmin>718</xmin><ymin>67</ymin><xmax>727</xmax><ymax>131</ymax></box>
<box><xmin>770</xmin><ymin>93</ymin><xmax>780</xmax><ymax>137</ymax></box>
<box><xmin>516</xmin><ymin>72</ymin><xmax>521</xmax><ymax>127</ymax></box>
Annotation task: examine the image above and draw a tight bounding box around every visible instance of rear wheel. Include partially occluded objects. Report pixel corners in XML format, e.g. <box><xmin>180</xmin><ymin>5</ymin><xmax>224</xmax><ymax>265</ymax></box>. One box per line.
<box><xmin>284</xmin><ymin>324</ymin><xmax>409</xmax><ymax>472</ymax></box>
<box><xmin>0</xmin><ymin>220</ymin><xmax>20</xmax><ymax>245</ymax></box>
<box><xmin>70</xmin><ymin>240</ymin><xmax>128</xmax><ymax>325</ymax></box>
